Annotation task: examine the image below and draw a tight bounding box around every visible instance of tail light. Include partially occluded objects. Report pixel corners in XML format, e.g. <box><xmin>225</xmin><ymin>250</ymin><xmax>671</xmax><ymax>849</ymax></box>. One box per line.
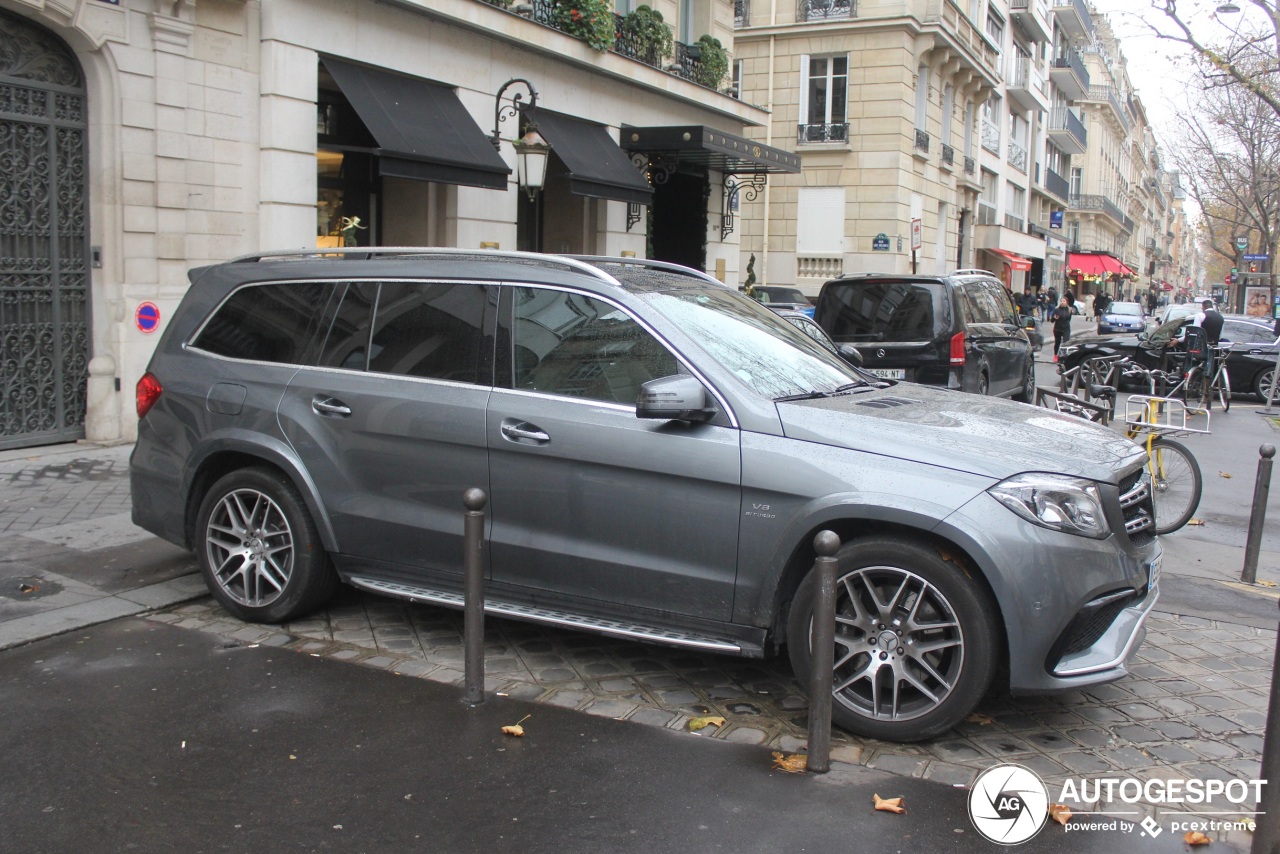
<box><xmin>136</xmin><ymin>372</ymin><xmax>163</xmax><ymax>419</ymax></box>
<box><xmin>949</xmin><ymin>331</ymin><xmax>966</xmax><ymax>365</ymax></box>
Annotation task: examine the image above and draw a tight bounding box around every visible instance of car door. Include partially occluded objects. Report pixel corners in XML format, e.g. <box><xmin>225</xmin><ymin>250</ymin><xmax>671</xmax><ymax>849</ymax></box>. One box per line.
<box><xmin>959</xmin><ymin>281</ymin><xmax>1019</xmax><ymax>394</ymax></box>
<box><xmin>278</xmin><ymin>280</ymin><xmax>494</xmax><ymax>580</ymax></box>
<box><xmin>486</xmin><ymin>285</ymin><xmax>742</xmax><ymax>621</ymax></box>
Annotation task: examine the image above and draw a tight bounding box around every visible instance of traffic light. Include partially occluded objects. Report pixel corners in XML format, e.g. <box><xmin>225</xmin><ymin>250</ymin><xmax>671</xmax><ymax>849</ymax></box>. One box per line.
<box><xmin>1250</xmin><ymin>263</ymin><xmax>1258</xmax><ymax>273</ymax></box>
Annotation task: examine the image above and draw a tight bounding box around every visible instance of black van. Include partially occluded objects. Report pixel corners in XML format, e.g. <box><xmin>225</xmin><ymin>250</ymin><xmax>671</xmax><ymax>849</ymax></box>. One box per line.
<box><xmin>813</xmin><ymin>271</ymin><xmax>1038</xmax><ymax>401</ymax></box>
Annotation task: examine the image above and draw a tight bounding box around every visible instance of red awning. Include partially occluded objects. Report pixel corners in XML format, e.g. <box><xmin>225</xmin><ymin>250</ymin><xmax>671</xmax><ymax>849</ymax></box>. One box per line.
<box><xmin>1068</xmin><ymin>252</ymin><xmax>1134</xmax><ymax>277</ymax></box>
<box><xmin>987</xmin><ymin>248</ymin><xmax>1033</xmax><ymax>271</ymax></box>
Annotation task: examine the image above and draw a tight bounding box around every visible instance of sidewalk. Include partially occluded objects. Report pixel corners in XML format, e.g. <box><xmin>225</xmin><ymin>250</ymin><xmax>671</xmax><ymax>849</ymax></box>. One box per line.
<box><xmin>1</xmin><ymin>440</ymin><xmax>1276</xmax><ymax>849</ymax></box>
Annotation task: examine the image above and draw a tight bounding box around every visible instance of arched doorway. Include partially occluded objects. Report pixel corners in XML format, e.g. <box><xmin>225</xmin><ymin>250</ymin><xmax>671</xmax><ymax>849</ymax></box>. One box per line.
<box><xmin>0</xmin><ymin>12</ymin><xmax>90</xmax><ymax>450</ymax></box>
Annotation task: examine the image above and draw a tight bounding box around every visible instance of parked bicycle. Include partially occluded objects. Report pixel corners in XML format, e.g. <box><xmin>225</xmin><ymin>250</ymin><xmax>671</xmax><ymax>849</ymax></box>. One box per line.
<box><xmin>1183</xmin><ymin>342</ymin><xmax>1233</xmax><ymax>412</ymax></box>
<box><xmin>1038</xmin><ymin>362</ymin><xmax>1207</xmax><ymax>535</ymax></box>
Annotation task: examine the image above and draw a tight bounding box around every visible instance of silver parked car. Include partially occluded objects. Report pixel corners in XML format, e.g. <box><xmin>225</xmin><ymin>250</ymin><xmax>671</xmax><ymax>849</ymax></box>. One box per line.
<box><xmin>131</xmin><ymin>249</ymin><xmax>1161</xmax><ymax>742</ymax></box>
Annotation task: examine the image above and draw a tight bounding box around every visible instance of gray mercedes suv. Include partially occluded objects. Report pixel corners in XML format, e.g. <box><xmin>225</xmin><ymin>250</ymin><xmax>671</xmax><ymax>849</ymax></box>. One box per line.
<box><xmin>131</xmin><ymin>249</ymin><xmax>1160</xmax><ymax>742</ymax></box>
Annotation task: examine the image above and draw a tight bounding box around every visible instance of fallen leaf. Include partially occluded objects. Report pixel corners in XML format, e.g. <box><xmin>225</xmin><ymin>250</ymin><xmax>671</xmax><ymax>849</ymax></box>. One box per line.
<box><xmin>1259</xmin><ymin>580</ymin><xmax>1278</xmax><ymax>588</ymax></box>
<box><xmin>771</xmin><ymin>751</ymin><xmax>808</xmax><ymax>773</ymax></box>
<box><xmin>873</xmin><ymin>793</ymin><xmax>907</xmax><ymax>814</ymax></box>
<box><xmin>1187</xmin><ymin>519</ymin><xmax>1206</xmax><ymax>526</ymax></box>
<box><xmin>1220</xmin><ymin>471</ymin><xmax>1232</xmax><ymax>479</ymax></box>
<box><xmin>502</xmin><ymin>714</ymin><xmax>531</xmax><ymax>737</ymax></box>
<box><xmin>965</xmin><ymin>713</ymin><xmax>995</xmax><ymax>725</ymax></box>
<box><xmin>1049</xmin><ymin>803</ymin><xmax>1073</xmax><ymax>825</ymax></box>
<box><xmin>689</xmin><ymin>715</ymin><xmax>726</xmax><ymax>732</ymax></box>
<box><xmin>1184</xmin><ymin>830</ymin><xmax>1211</xmax><ymax>845</ymax></box>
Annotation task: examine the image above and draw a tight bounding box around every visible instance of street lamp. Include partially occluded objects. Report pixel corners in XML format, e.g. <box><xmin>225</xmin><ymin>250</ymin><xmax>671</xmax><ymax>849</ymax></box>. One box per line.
<box><xmin>491</xmin><ymin>78</ymin><xmax>551</xmax><ymax>200</ymax></box>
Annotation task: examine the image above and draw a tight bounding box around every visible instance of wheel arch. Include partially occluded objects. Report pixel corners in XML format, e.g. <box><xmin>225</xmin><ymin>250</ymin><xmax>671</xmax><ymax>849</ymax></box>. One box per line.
<box><xmin>767</xmin><ymin>518</ymin><xmax>1008</xmax><ymax>675</ymax></box>
<box><xmin>181</xmin><ymin>434</ymin><xmax>338</xmax><ymax>553</ymax></box>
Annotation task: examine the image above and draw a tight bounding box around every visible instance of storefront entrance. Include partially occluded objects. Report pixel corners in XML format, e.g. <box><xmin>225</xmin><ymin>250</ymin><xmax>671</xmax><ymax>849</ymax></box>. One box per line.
<box><xmin>649</xmin><ymin>169</ymin><xmax>708</xmax><ymax>271</ymax></box>
<box><xmin>0</xmin><ymin>12</ymin><xmax>90</xmax><ymax>450</ymax></box>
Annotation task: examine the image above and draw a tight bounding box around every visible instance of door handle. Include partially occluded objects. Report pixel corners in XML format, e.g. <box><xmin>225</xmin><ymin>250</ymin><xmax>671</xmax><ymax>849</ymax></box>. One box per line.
<box><xmin>501</xmin><ymin>421</ymin><xmax>550</xmax><ymax>443</ymax></box>
<box><xmin>312</xmin><ymin>396</ymin><xmax>352</xmax><ymax>417</ymax></box>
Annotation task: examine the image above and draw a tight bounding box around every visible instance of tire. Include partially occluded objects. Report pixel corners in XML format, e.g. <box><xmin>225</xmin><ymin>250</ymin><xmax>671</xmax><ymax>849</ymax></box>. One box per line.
<box><xmin>1182</xmin><ymin>366</ymin><xmax>1209</xmax><ymax>411</ymax></box>
<box><xmin>1148</xmin><ymin>438</ymin><xmax>1202</xmax><ymax>535</ymax></box>
<box><xmin>195</xmin><ymin>467</ymin><xmax>339</xmax><ymax>623</ymax></box>
<box><xmin>1216</xmin><ymin>368</ymin><xmax>1231</xmax><ymax>412</ymax></box>
<box><xmin>1255</xmin><ymin>368</ymin><xmax>1277</xmax><ymax>402</ymax></box>
<box><xmin>977</xmin><ymin>371</ymin><xmax>990</xmax><ymax>396</ymax></box>
<box><xmin>1077</xmin><ymin>356</ymin><xmax>1113</xmax><ymax>403</ymax></box>
<box><xmin>1012</xmin><ymin>359</ymin><xmax>1035</xmax><ymax>403</ymax></box>
<box><xmin>787</xmin><ymin>535</ymin><xmax>1000</xmax><ymax>742</ymax></box>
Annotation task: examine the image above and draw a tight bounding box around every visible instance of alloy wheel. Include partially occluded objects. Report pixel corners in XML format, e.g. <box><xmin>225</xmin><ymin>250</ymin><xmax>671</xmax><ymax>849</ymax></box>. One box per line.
<box><xmin>204</xmin><ymin>487</ymin><xmax>295</xmax><ymax>608</ymax></box>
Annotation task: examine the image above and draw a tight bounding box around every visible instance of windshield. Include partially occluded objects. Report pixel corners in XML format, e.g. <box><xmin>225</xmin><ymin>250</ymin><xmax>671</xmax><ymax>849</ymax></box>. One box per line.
<box><xmin>760</xmin><ymin>287</ymin><xmax>809</xmax><ymax>303</ymax></box>
<box><xmin>1109</xmin><ymin>303</ymin><xmax>1142</xmax><ymax>316</ymax></box>
<box><xmin>641</xmin><ymin>288</ymin><xmax>862</xmax><ymax>399</ymax></box>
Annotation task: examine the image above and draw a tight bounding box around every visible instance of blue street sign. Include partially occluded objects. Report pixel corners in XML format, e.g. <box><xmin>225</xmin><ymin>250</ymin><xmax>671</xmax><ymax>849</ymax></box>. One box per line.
<box><xmin>872</xmin><ymin>233</ymin><xmax>890</xmax><ymax>251</ymax></box>
<box><xmin>1243</xmin><ymin>254</ymin><xmax>1269</xmax><ymax>261</ymax></box>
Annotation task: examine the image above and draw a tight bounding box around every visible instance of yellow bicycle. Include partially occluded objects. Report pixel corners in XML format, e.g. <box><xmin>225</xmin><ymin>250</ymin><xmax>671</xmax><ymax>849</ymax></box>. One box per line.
<box><xmin>1122</xmin><ymin>394</ymin><xmax>1206</xmax><ymax>534</ymax></box>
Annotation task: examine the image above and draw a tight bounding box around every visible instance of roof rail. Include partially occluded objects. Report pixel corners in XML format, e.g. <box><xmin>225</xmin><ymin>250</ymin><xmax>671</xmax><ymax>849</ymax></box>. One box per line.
<box><xmin>221</xmin><ymin>247</ymin><xmax>623</xmax><ymax>287</ymax></box>
<box><xmin>565</xmin><ymin>255</ymin><xmax>727</xmax><ymax>287</ymax></box>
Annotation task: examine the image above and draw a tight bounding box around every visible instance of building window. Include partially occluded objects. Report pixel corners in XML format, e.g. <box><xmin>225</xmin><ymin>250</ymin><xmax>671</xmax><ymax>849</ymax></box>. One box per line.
<box><xmin>1070</xmin><ymin>166</ymin><xmax>1083</xmax><ymax>197</ymax></box>
<box><xmin>915</xmin><ymin>64</ymin><xmax>930</xmax><ymax>130</ymax></box>
<box><xmin>732</xmin><ymin>59</ymin><xmax>743</xmax><ymax>98</ymax></box>
<box><xmin>979</xmin><ymin>169</ymin><xmax>999</xmax><ymax>225</ymax></box>
<box><xmin>941</xmin><ymin>84</ymin><xmax>954</xmax><ymax>147</ymax></box>
<box><xmin>986</xmin><ymin>7</ymin><xmax>1005</xmax><ymax>52</ymax></box>
<box><xmin>798</xmin><ymin>54</ymin><xmax>849</xmax><ymax>143</ymax></box>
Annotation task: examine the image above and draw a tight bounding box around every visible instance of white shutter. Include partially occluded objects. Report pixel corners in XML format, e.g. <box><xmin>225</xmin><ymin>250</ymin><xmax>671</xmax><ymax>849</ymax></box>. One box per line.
<box><xmin>798</xmin><ymin>54</ymin><xmax>810</xmax><ymax>134</ymax></box>
<box><xmin>797</xmin><ymin>187</ymin><xmax>845</xmax><ymax>254</ymax></box>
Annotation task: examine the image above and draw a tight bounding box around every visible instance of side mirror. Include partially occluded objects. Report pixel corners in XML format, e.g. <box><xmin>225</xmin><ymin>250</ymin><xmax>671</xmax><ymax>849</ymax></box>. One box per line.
<box><xmin>637</xmin><ymin>375</ymin><xmax>716</xmax><ymax>422</ymax></box>
<box><xmin>837</xmin><ymin>344</ymin><xmax>863</xmax><ymax>366</ymax></box>
<box><xmin>1023</xmin><ymin>316</ymin><xmax>1037</xmax><ymax>330</ymax></box>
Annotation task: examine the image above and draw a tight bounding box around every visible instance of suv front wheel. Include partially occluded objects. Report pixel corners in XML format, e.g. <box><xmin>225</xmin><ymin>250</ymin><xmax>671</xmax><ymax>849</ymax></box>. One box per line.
<box><xmin>195</xmin><ymin>467</ymin><xmax>338</xmax><ymax>623</ymax></box>
<box><xmin>787</xmin><ymin>535</ymin><xmax>999</xmax><ymax>742</ymax></box>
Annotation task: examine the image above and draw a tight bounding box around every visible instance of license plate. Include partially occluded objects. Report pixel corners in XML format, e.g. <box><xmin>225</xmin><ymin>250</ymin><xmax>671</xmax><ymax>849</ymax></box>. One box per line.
<box><xmin>1148</xmin><ymin>556</ymin><xmax>1161</xmax><ymax>592</ymax></box>
<box><xmin>866</xmin><ymin>368</ymin><xmax>906</xmax><ymax>379</ymax></box>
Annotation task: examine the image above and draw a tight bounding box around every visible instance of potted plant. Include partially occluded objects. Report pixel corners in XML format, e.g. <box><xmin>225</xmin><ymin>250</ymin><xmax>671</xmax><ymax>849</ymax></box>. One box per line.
<box><xmin>620</xmin><ymin>5</ymin><xmax>673</xmax><ymax>66</ymax></box>
<box><xmin>553</xmin><ymin>0</ymin><xmax>616</xmax><ymax>52</ymax></box>
<box><xmin>692</xmin><ymin>35</ymin><xmax>728</xmax><ymax>89</ymax></box>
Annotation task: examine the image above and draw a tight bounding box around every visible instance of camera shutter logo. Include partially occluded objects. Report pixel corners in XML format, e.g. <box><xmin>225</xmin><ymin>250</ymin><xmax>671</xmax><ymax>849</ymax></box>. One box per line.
<box><xmin>968</xmin><ymin>764</ymin><xmax>1050</xmax><ymax>845</ymax></box>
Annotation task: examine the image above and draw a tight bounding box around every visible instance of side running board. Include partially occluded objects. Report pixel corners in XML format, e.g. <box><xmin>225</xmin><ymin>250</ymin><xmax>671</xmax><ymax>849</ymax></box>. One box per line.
<box><xmin>347</xmin><ymin>575</ymin><xmax>743</xmax><ymax>654</ymax></box>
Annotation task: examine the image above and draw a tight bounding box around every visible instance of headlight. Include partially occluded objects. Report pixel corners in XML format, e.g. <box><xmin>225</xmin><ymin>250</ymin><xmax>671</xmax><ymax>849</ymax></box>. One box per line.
<box><xmin>989</xmin><ymin>473</ymin><xmax>1111</xmax><ymax>539</ymax></box>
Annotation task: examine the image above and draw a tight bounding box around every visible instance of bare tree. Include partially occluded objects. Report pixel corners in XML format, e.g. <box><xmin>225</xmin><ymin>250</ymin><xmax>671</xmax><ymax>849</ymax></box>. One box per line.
<box><xmin>1146</xmin><ymin>0</ymin><xmax>1280</xmax><ymax>119</ymax></box>
<box><xmin>1169</xmin><ymin>74</ymin><xmax>1280</xmax><ymax>309</ymax></box>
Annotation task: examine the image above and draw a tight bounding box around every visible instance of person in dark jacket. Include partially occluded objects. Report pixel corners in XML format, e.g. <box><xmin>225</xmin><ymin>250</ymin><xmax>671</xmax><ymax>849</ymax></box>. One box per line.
<box><xmin>1052</xmin><ymin>297</ymin><xmax>1073</xmax><ymax>362</ymax></box>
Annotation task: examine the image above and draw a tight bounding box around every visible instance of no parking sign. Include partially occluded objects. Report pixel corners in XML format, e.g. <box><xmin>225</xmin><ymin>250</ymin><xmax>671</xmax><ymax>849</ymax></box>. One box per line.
<box><xmin>135</xmin><ymin>301</ymin><xmax>161</xmax><ymax>334</ymax></box>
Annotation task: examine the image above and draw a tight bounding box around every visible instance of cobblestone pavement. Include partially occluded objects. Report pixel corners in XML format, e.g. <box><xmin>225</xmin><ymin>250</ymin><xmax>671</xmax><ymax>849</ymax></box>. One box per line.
<box><xmin>2</xmin><ymin>442</ymin><xmax>1272</xmax><ymax>841</ymax></box>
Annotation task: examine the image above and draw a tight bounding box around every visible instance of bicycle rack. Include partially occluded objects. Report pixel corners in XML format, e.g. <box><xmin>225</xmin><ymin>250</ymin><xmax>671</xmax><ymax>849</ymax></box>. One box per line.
<box><xmin>1124</xmin><ymin>395</ymin><xmax>1211</xmax><ymax>436</ymax></box>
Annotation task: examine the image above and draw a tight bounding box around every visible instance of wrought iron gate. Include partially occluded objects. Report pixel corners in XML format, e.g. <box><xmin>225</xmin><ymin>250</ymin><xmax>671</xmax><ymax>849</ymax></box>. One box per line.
<box><xmin>0</xmin><ymin>12</ymin><xmax>90</xmax><ymax>450</ymax></box>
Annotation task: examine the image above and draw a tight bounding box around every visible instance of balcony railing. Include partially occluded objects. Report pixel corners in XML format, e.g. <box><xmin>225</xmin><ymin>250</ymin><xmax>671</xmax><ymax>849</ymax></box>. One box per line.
<box><xmin>1051</xmin><ymin>0</ymin><xmax>1094</xmax><ymax>37</ymax></box>
<box><xmin>798</xmin><ymin>0</ymin><xmax>855</xmax><ymax>21</ymax></box>
<box><xmin>1007</xmin><ymin>139</ymin><xmax>1028</xmax><ymax>173</ymax></box>
<box><xmin>915</xmin><ymin>128</ymin><xmax>930</xmax><ymax>153</ymax></box>
<box><xmin>735</xmin><ymin>0</ymin><xmax>749</xmax><ymax>26</ymax></box>
<box><xmin>1046</xmin><ymin>106</ymin><xmax>1087</xmax><ymax>150</ymax></box>
<box><xmin>1043</xmin><ymin>166</ymin><xmax>1070</xmax><ymax>202</ymax></box>
<box><xmin>942</xmin><ymin>144</ymin><xmax>955</xmax><ymax>166</ymax></box>
<box><xmin>1005</xmin><ymin>214</ymin><xmax>1025</xmax><ymax>231</ymax></box>
<box><xmin>1070</xmin><ymin>193</ymin><xmax>1127</xmax><ymax>228</ymax></box>
<box><xmin>980</xmin><ymin>120</ymin><xmax>1000</xmax><ymax>154</ymax></box>
<box><xmin>798</xmin><ymin>123</ymin><xmax>849</xmax><ymax>143</ymax></box>
<box><xmin>964</xmin><ymin>156</ymin><xmax>976</xmax><ymax>175</ymax></box>
<box><xmin>1050</xmin><ymin>48</ymin><xmax>1090</xmax><ymax>94</ymax></box>
<box><xmin>977</xmin><ymin>203</ymin><xmax>999</xmax><ymax>226</ymax></box>
<box><xmin>514</xmin><ymin>1</ymin><xmax>714</xmax><ymax>87</ymax></box>
<box><xmin>1086</xmin><ymin>85</ymin><xmax>1130</xmax><ymax>130</ymax></box>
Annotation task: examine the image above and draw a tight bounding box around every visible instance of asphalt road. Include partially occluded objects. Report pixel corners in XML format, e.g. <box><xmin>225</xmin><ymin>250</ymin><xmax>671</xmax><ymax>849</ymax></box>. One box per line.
<box><xmin>1</xmin><ymin>618</ymin><xmax>1216</xmax><ymax>854</ymax></box>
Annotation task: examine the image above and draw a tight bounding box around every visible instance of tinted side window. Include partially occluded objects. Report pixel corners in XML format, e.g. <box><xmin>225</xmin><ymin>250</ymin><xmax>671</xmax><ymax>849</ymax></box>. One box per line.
<box><xmin>317</xmin><ymin>282</ymin><xmax>377</xmax><ymax>370</ymax></box>
<box><xmin>1225</xmin><ymin>321</ymin><xmax>1274</xmax><ymax>344</ymax></box>
<box><xmin>192</xmin><ymin>282</ymin><xmax>332</xmax><ymax>364</ymax></box>
<box><xmin>818</xmin><ymin>282</ymin><xmax>938</xmax><ymax>342</ymax></box>
<box><xmin>511</xmin><ymin>288</ymin><xmax>677</xmax><ymax>404</ymax></box>
<box><xmin>960</xmin><ymin>282</ymin><xmax>1004</xmax><ymax>325</ymax></box>
<box><xmin>367</xmin><ymin>282</ymin><xmax>487</xmax><ymax>383</ymax></box>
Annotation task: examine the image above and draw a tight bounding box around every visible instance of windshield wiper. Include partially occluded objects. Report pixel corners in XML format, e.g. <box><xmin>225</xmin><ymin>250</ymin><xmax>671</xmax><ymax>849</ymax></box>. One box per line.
<box><xmin>774</xmin><ymin>381</ymin><xmax>874</xmax><ymax>402</ymax></box>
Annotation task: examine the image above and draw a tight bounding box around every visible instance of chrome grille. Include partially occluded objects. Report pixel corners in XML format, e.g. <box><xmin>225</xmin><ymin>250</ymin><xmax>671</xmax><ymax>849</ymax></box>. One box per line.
<box><xmin>1117</xmin><ymin>468</ymin><xmax>1155</xmax><ymax>544</ymax></box>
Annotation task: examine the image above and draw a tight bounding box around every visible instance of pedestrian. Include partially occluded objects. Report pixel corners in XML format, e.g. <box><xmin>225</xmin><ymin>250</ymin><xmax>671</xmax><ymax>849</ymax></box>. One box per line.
<box><xmin>1052</xmin><ymin>297</ymin><xmax>1073</xmax><ymax>362</ymax></box>
<box><xmin>1018</xmin><ymin>290</ymin><xmax>1036</xmax><ymax>320</ymax></box>
<box><xmin>1095</xmin><ymin>292</ymin><xmax>1110</xmax><ymax>318</ymax></box>
<box><xmin>1192</xmin><ymin>299</ymin><xmax>1224</xmax><ymax>346</ymax></box>
<box><xmin>1085</xmin><ymin>293</ymin><xmax>1095</xmax><ymax>321</ymax></box>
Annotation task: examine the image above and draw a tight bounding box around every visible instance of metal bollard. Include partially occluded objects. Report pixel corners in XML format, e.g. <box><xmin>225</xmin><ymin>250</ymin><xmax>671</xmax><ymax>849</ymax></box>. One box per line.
<box><xmin>807</xmin><ymin>530</ymin><xmax>841</xmax><ymax>774</ymax></box>
<box><xmin>462</xmin><ymin>487</ymin><xmax>487</xmax><ymax>706</ymax></box>
<box><xmin>1251</xmin><ymin>597</ymin><xmax>1280</xmax><ymax>854</ymax></box>
<box><xmin>1243</xmin><ymin>446</ymin><xmax>1276</xmax><ymax>585</ymax></box>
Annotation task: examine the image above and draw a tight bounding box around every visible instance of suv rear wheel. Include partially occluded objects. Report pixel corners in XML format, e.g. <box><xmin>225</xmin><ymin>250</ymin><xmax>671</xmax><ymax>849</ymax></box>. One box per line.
<box><xmin>195</xmin><ymin>467</ymin><xmax>338</xmax><ymax>623</ymax></box>
<box><xmin>787</xmin><ymin>535</ymin><xmax>999</xmax><ymax>742</ymax></box>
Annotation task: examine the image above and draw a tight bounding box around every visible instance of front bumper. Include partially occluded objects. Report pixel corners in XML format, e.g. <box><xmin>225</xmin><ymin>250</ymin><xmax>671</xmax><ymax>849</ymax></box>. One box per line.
<box><xmin>939</xmin><ymin>492</ymin><xmax>1162</xmax><ymax>694</ymax></box>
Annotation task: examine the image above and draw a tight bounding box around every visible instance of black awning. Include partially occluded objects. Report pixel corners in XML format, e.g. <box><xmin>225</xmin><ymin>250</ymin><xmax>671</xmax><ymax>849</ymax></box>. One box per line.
<box><xmin>322</xmin><ymin>58</ymin><xmax>510</xmax><ymax>191</ymax></box>
<box><xmin>619</xmin><ymin>126</ymin><xmax>801</xmax><ymax>174</ymax></box>
<box><xmin>522</xmin><ymin>107</ymin><xmax>653</xmax><ymax>206</ymax></box>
